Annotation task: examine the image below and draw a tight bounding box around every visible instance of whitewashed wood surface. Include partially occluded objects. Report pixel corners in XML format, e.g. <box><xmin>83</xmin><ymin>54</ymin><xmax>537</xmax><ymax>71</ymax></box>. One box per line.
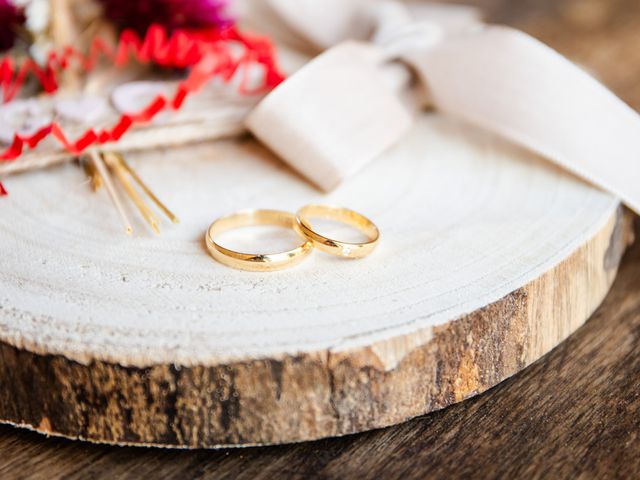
<box><xmin>0</xmin><ymin>114</ymin><xmax>619</xmax><ymax>368</ymax></box>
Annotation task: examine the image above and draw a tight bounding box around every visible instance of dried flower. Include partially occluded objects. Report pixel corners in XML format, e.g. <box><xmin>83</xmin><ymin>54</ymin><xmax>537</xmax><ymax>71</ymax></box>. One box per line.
<box><xmin>98</xmin><ymin>0</ymin><xmax>232</xmax><ymax>34</ymax></box>
<box><xmin>0</xmin><ymin>0</ymin><xmax>25</xmax><ymax>52</ymax></box>
<box><xmin>11</xmin><ymin>0</ymin><xmax>52</xmax><ymax>63</ymax></box>
<box><xmin>22</xmin><ymin>0</ymin><xmax>49</xmax><ymax>33</ymax></box>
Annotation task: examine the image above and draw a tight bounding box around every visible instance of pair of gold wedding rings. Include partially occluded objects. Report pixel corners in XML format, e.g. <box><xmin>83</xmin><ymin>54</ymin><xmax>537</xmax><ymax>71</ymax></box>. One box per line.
<box><xmin>205</xmin><ymin>205</ymin><xmax>380</xmax><ymax>272</ymax></box>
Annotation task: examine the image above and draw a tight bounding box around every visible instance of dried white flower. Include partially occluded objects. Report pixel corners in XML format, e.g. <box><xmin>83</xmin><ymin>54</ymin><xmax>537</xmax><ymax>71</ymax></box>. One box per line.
<box><xmin>12</xmin><ymin>0</ymin><xmax>53</xmax><ymax>63</ymax></box>
<box><xmin>29</xmin><ymin>37</ymin><xmax>52</xmax><ymax>64</ymax></box>
<box><xmin>25</xmin><ymin>0</ymin><xmax>50</xmax><ymax>33</ymax></box>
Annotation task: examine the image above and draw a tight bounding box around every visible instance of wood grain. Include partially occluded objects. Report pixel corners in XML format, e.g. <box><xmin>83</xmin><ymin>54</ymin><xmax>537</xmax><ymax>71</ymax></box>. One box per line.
<box><xmin>0</xmin><ymin>216</ymin><xmax>638</xmax><ymax>479</ymax></box>
<box><xmin>0</xmin><ymin>208</ymin><xmax>631</xmax><ymax>446</ymax></box>
<box><xmin>0</xmin><ymin>0</ymin><xmax>637</xmax><ymax>449</ymax></box>
<box><xmin>0</xmin><ymin>112</ymin><xmax>625</xmax><ymax>446</ymax></box>
<box><xmin>1</xmin><ymin>0</ymin><xmax>640</xmax><ymax>472</ymax></box>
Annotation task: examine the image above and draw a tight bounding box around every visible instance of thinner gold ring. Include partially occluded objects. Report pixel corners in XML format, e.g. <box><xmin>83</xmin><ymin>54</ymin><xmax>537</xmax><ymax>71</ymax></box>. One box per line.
<box><xmin>206</xmin><ymin>209</ymin><xmax>313</xmax><ymax>271</ymax></box>
<box><xmin>295</xmin><ymin>204</ymin><xmax>380</xmax><ymax>259</ymax></box>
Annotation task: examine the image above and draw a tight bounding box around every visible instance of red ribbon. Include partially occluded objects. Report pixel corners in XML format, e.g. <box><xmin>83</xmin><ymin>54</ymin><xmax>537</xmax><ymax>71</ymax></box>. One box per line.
<box><xmin>0</xmin><ymin>24</ymin><xmax>284</xmax><ymax>162</ymax></box>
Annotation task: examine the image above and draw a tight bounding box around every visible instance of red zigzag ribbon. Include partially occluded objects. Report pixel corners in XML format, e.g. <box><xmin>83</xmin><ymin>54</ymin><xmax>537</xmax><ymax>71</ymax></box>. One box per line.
<box><xmin>0</xmin><ymin>24</ymin><xmax>284</xmax><ymax>166</ymax></box>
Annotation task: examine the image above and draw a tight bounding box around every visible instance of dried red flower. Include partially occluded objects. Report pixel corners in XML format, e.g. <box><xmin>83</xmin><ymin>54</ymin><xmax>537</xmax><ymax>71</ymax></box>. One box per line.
<box><xmin>0</xmin><ymin>0</ymin><xmax>25</xmax><ymax>52</ymax></box>
<box><xmin>98</xmin><ymin>0</ymin><xmax>232</xmax><ymax>34</ymax></box>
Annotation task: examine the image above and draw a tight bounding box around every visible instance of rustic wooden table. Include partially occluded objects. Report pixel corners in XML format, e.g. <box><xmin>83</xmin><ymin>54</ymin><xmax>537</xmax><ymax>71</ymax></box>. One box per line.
<box><xmin>2</xmin><ymin>0</ymin><xmax>640</xmax><ymax>478</ymax></box>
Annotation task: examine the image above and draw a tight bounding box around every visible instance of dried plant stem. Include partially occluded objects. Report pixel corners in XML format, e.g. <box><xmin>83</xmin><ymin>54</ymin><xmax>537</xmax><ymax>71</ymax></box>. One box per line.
<box><xmin>88</xmin><ymin>150</ymin><xmax>133</xmax><ymax>235</ymax></box>
<box><xmin>82</xmin><ymin>158</ymin><xmax>103</xmax><ymax>191</ymax></box>
<box><xmin>50</xmin><ymin>0</ymin><xmax>82</xmax><ymax>91</ymax></box>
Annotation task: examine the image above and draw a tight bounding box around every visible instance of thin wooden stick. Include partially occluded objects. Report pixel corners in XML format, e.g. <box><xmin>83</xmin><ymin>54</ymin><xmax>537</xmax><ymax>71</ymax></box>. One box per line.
<box><xmin>103</xmin><ymin>152</ymin><xmax>160</xmax><ymax>234</ymax></box>
<box><xmin>115</xmin><ymin>153</ymin><xmax>180</xmax><ymax>224</ymax></box>
<box><xmin>88</xmin><ymin>150</ymin><xmax>133</xmax><ymax>235</ymax></box>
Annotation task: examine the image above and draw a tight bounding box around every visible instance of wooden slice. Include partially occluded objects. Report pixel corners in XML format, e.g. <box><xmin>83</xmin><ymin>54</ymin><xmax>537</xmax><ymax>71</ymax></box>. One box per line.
<box><xmin>0</xmin><ymin>115</ymin><xmax>633</xmax><ymax>447</ymax></box>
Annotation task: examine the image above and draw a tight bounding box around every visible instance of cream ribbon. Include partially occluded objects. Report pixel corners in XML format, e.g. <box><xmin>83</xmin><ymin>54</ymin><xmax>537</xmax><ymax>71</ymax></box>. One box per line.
<box><xmin>245</xmin><ymin>0</ymin><xmax>640</xmax><ymax>214</ymax></box>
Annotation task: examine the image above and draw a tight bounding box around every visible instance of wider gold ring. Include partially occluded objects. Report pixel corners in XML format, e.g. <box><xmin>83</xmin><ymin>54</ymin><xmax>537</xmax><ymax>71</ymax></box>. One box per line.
<box><xmin>296</xmin><ymin>204</ymin><xmax>380</xmax><ymax>259</ymax></box>
<box><xmin>206</xmin><ymin>209</ymin><xmax>313</xmax><ymax>271</ymax></box>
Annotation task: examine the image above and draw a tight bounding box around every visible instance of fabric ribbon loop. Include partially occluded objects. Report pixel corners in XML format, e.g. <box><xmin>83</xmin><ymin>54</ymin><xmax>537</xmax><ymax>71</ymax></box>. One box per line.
<box><xmin>245</xmin><ymin>0</ymin><xmax>640</xmax><ymax>214</ymax></box>
<box><xmin>246</xmin><ymin>41</ymin><xmax>413</xmax><ymax>191</ymax></box>
<box><xmin>377</xmin><ymin>21</ymin><xmax>445</xmax><ymax>61</ymax></box>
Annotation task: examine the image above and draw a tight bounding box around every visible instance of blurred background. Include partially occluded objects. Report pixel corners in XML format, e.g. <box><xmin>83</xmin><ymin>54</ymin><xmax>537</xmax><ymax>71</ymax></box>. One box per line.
<box><xmin>448</xmin><ymin>0</ymin><xmax>640</xmax><ymax>109</ymax></box>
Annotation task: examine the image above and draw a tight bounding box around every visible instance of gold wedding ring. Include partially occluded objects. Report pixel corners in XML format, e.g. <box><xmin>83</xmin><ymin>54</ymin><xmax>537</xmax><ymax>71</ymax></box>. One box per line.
<box><xmin>206</xmin><ymin>209</ymin><xmax>313</xmax><ymax>271</ymax></box>
<box><xmin>296</xmin><ymin>204</ymin><xmax>380</xmax><ymax>258</ymax></box>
